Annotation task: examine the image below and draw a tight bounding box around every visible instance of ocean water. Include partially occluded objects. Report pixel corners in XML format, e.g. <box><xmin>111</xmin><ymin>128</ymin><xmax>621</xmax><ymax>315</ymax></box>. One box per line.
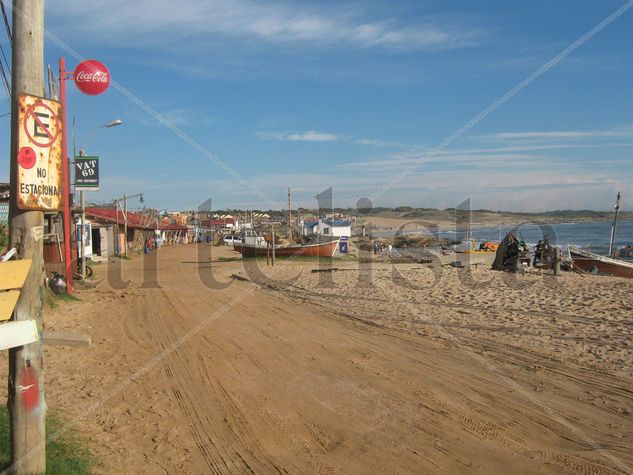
<box><xmin>373</xmin><ymin>220</ymin><xmax>633</xmax><ymax>255</ymax></box>
<box><xmin>466</xmin><ymin>221</ymin><xmax>633</xmax><ymax>254</ymax></box>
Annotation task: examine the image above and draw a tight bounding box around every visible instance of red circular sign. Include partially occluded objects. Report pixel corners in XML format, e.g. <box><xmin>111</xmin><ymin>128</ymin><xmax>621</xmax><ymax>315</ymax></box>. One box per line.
<box><xmin>73</xmin><ymin>60</ymin><xmax>110</xmax><ymax>96</ymax></box>
<box><xmin>17</xmin><ymin>146</ymin><xmax>37</xmax><ymax>169</ymax></box>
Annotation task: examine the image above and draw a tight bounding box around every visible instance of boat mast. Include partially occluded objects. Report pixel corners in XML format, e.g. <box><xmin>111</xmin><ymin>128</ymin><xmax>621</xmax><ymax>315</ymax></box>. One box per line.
<box><xmin>609</xmin><ymin>191</ymin><xmax>621</xmax><ymax>258</ymax></box>
<box><xmin>288</xmin><ymin>187</ymin><xmax>292</xmax><ymax>241</ymax></box>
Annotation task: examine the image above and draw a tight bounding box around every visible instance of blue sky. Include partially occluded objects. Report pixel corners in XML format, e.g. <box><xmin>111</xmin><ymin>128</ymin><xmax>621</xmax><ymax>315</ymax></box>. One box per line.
<box><xmin>1</xmin><ymin>0</ymin><xmax>633</xmax><ymax>212</ymax></box>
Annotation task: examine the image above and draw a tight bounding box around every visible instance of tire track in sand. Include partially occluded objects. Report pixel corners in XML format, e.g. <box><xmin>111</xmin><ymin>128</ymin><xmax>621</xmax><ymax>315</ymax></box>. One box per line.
<box><xmin>142</xmin><ymin>287</ymin><xmax>287</xmax><ymax>474</ymax></box>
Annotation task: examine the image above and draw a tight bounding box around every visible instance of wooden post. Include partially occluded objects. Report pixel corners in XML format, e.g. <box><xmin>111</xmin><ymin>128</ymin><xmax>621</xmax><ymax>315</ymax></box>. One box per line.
<box><xmin>8</xmin><ymin>1</ymin><xmax>47</xmax><ymax>473</ymax></box>
<box><xmin>288</xmin><ymin>187</ymin><xmax>292</xmax><ymax>242</ymax></box>
<box><xmin>58</xmin><ymin>57</ymin><xmax>73</xmax><ymax>293</ymax></box>
<box><xmin>271</xmin><ymin>228</ymin><xmax>276</xmax><ymax>266</ymax></box>
<box><xmin>553</xmin><ymin>248</ymin><xmax>561</xmax><ymax>276</ymax></box>
<box><xmin>608</xmin><ymin>191</ymin><xmax>621</xmax><ymax>258</ymax></box>
<box><xmin>115</xmin><ymin>201</ymin><xmax>119</xmax><ymax>255</ymax></box>
<box><xmin>123</xmin><ymin>194</ymin><xmax>128</xmax><ymax>257</ymax></box>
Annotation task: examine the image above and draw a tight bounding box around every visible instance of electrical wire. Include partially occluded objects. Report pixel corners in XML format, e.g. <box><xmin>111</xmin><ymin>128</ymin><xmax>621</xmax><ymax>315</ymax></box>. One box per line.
<box><xmin>0</xmin><ymin>59</ymin><xmax>10</xmax><ymax>99</ymax></box>
<box><xmin>0</xmin><ymin>0</ymin><xmax>11</xmax><ymax>48</ymax></box>
<box><xmin>0</xmin><ymin>42</ymin><xmax>9</xmax><ymax>75</ymax></box>
<box><xmin>0</xmin><ymin>0</ymin><xmax>10</xmax><ymax>99</ymax></box>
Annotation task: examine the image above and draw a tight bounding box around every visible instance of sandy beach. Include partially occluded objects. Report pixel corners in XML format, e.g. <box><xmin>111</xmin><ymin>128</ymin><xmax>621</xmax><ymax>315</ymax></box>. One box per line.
<box><xmin>2</xmin><ymin>243</ymin><xmax>632</xmax><ymax>473</ymax></box>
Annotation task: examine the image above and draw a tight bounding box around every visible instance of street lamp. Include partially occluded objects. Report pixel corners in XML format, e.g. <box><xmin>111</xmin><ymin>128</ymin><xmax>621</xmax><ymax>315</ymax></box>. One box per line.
<box><xmin>73</xmin><ymin>118</ymin><xmax>123</xmax><ymax>277</ymax></box>
<box><xmin>113</xmin><ymin>193</ymin><xmax>144</xmax><ymax>257</ymax></box>
<box><xmin>74</xmin><ymin>118</ymin><xmax>123</xmax><ymax>157</ymax></box>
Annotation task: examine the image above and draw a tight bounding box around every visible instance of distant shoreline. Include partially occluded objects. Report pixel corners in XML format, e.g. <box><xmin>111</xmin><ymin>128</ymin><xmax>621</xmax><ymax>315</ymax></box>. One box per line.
<box><xmin>358</xmin><ymin>210</ymin><xmax>629</xmax><ymax>233</ymax></box>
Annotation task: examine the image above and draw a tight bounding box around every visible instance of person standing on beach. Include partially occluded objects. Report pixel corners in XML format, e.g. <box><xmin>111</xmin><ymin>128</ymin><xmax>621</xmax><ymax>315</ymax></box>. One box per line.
<box><xmin>388</xmin><ymin>244</ymin><xmax>393</xmax><ymax>257</ymax></box>
<box><xmin>533</xmin><ymin>240</ymin><xmax>543</xmax><ymax>266</ymax></box>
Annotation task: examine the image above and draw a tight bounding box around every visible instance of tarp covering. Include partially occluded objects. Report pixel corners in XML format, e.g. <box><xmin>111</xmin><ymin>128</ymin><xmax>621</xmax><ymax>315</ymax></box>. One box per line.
<box><xmin>491</xmin><ymin>233</ymin><xmax>529</xmax><ymax>272</ymax></box>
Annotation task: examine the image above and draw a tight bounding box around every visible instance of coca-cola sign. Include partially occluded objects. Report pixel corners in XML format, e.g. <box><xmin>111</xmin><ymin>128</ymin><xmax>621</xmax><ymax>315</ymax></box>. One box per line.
<box><xmin>73</xmin><ymin>60</ymin><xmax>110</xmax><ymax>96</ymax></box>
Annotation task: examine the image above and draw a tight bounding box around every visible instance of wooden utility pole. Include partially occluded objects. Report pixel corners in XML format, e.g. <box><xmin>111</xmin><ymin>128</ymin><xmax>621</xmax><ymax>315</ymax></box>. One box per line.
<box><xmin>271</xmin><ymin>225</ymin><xmax>276</xmax><ymax>266</ymax></box>
<box><xmin>8</xmin><ymin>1</ymin><xmax>47</xmax><ymax>473</ymax></box>
<box><xmin>609</xmin><ymin>191</ymin><xmax>621</xmax><ymax>258</ymax></box>
<box><xmin>287</xmin><ymin>187</ymin><xmax>292</xmax><ymax>242</ymax></box>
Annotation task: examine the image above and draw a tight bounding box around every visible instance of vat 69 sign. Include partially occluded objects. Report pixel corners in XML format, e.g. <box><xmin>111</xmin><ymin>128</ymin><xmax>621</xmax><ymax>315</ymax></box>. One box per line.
<box><xmin>16</xmin><ymin>93</ymin><xmax>63</xmax><ymax>210</ymax></box>
<box><xmin>75</xmin><ymin>156</ymin><xmax>99</xmax><ymax>191</ymax></box>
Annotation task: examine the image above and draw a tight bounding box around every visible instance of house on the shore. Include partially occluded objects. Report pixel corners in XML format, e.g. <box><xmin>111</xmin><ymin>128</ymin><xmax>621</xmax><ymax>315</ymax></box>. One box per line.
<box><xmin>200</xmin><ymin>217</ymin><xmax>236</xmax><ymax>230</ymax></box>
<box><xmin>301</xmin><ymin>218</ymin><xmax>351</xmax><ymax>238</ymax></box>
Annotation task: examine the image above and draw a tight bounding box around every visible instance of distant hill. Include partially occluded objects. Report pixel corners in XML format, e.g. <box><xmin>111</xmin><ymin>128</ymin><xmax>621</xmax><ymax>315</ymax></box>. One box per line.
<box><xmin>203</xmin><ymin>207</ymin><xmax>630</xmax><ymax>225</ymax></box>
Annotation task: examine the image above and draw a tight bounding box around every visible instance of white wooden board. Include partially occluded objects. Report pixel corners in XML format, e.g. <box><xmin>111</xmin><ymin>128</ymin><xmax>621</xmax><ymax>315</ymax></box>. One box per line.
<box><xmin>0</xmin><ymin>320</ymin><xmax>39</xmax><ymax>351</ymax></box>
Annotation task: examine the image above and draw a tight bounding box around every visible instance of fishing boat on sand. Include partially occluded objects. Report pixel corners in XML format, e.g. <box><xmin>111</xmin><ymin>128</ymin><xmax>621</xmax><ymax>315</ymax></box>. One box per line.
<box><xmin>619</xmin><ymin>245</ymin><xmax>633</xmax><ymax>259</ymax></box>
<box><xmin>567</xmin><ymin>191</ymin><xmax>633</xmax><ymax>278</ymax></box>
<box><xmin>234</xmin><ymin>238</ymin><xmax>340</xmax><ymax>258</ymax></box>
<box><xmin>568</xmin><ymin>245</ymin><xmax>633</xmax><ymax>279</ymax></box>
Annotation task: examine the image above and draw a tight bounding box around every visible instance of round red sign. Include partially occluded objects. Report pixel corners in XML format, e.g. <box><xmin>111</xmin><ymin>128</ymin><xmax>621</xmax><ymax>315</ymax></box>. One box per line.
<box><xmin>17</xmin><ymin>146</ymin><xmax>36</xmax><ymax>169</ymax></box>
<box><xmin>73</xmin><ymin>60</ymin><xmax>110</xmax><ymax>96</ymax></box>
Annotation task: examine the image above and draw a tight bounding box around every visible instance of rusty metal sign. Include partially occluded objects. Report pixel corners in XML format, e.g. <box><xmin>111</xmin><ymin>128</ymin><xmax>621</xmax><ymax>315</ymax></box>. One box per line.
<box><xmin>16</xmin><ymin>93</ymin><xmax>63</xmax><ymax>210</ymax></box>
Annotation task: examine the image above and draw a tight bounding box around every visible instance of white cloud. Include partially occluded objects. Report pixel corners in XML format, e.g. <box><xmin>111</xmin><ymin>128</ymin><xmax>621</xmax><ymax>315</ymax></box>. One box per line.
<box><xmin>482</xmin><ymin>125</ymin><xmax>633</xmax><ymax>142</ymax></box>
<box><xmin>210</xmin><ymin>164</ymin><xmax>633</xmax><ymax>212</ymax></box>
<box><xmin>355</xmin><ymin>138</ymin><xmax>411</xmax><ymax>148</ymax></box>
<box><xmin>137</xmin><ymin>108</ymin><xmax>192</xmax><ymax>127</ymax></box>
<box><xmin>256</xmin><ymin>130</ymin><xmax>340</xmax><ymax>142</ymax></box>
<box><xmin>257</xmin><ymin>132</ymin><xmax>418</xmax><ymax>146</ymax></box>
<box><xmin>48</xmin><ymin>0</ymin><xmax>484</xmax><ymax>51</ymax></box>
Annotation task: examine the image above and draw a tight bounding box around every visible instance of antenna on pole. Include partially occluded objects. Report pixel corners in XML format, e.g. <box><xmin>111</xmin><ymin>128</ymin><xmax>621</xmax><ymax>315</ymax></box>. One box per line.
<box><xmin>609</xmin><ymin>191</ymin><xmax>621</xmax><ymax>258</ymax></box>
<box><xmin>288</xmin><ymin>187</ymin><xmax>292</xmax><ymax>242</ymax></box>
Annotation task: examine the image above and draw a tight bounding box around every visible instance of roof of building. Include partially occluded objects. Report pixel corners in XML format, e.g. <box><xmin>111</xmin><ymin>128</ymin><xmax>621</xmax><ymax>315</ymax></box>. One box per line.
<box><xmin>200</xmin><ymin>218</ymin><xmax>235</xmax><ymax>227</ymax></box>
<box><xmin>86</xmin><ymin>207</ymin><xmax>188</xmax><ymax>231</ymax></box>
<box><xmin>0</xmin><ymin>182</ymin><xmax>9</xmax><ymax>200</ymax></box>
<box><xmin>324</xmin><ymin>220</ymin><xmax>351</xmax><ymax>227</ymax></box>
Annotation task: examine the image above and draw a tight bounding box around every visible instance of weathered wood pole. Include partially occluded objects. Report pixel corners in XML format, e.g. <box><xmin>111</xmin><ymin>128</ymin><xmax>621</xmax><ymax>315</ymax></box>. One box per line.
<box><xmin>288</xmin><ymin>187</ymin><xmax>292</xmax><ymax>241</ymax></box>
<box><xmin>271</xmin><ymin>229</ymin><xmax>276</xmax><ymax>266</ymax></box>
<box><xmin>7</xmin><ymin>0</ymin><xmax>47</xmax><ymax>473</ymax></box>
<box><xmin>553</xmin><ymin>248</ymin><xmax>561</xmax><ymax>276</ymax></box>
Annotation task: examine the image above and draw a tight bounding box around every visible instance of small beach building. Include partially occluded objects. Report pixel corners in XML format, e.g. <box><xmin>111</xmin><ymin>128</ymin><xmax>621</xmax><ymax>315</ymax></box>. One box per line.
<box><xmin>302</xmin><ymin>218</ymin><xmax>351</xmax><ymax>238</ymax></box>
<box><xmin>301</xmin><ymin>220</ymin><xmax>320</xmax><ymax>236</ymax></box>
<box><xmin>321</xmin><ymin>219</ymin><xmax>352</xmax><ymax>237</ymax></box>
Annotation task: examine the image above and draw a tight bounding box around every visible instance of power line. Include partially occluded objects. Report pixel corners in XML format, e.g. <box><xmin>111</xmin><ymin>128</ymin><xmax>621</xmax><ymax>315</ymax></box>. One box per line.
<box><xmin>0</xmin><ymin>42</ymin><xmax>10</xmax><ymax>75</ymax></box>
<box><xmin>0</xmin><ymin>58</ymin><xmax>10</xmax><ymax>99</ymax></box>
<box><xmin>0</xmin><ymin>0</ymin><xmax>10</xmax><ymax>100</ymax></box>
<box><xmin>1</xmin><ymin>0</ymin><xmax>11</xmax><ymax>48</ymax></box>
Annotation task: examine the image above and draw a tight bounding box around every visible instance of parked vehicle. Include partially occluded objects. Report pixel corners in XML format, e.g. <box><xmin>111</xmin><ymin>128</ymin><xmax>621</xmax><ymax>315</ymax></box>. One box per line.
<box><xmin>223</xmin><ymin>235</ymin><xmax>243</xmax><ymax>246</ymax></box>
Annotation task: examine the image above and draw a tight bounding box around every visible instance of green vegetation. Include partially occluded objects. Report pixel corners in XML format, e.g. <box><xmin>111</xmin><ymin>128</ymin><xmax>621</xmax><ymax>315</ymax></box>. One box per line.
<box><xmin>45</xmin><ymin>287</ymin><xmax>81</xmax><ymax>311</ymax></box>
<box><xmin>343</xmin><ymin>207</ymin><xmax>629</xmax><ymax>223</ymax></box>
<box><xmin>0</xmin><ymin>407</ymin><xmax>95</xmax><ymax>474</ymax></box>
<box><xmin>54</xmin><ymin>292</ymin><xmax>81</xmax><ymax>302</ymax></box>
<box><xmin>203</xmin><ymin>207</ymin><xmax>629</xmax><ymax>225</ymax></box>
<box><xmin>0</xmin><ymin>224</ymin><xmax>8</xmax><ymax>249</ymax></box>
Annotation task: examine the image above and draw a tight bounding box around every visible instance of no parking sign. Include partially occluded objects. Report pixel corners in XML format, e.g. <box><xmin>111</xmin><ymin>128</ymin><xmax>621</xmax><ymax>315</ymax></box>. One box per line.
<box><xmin>16</xmin><ymin>93</ymin><xmax>63</xmax><ymax>210</ymax></box>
